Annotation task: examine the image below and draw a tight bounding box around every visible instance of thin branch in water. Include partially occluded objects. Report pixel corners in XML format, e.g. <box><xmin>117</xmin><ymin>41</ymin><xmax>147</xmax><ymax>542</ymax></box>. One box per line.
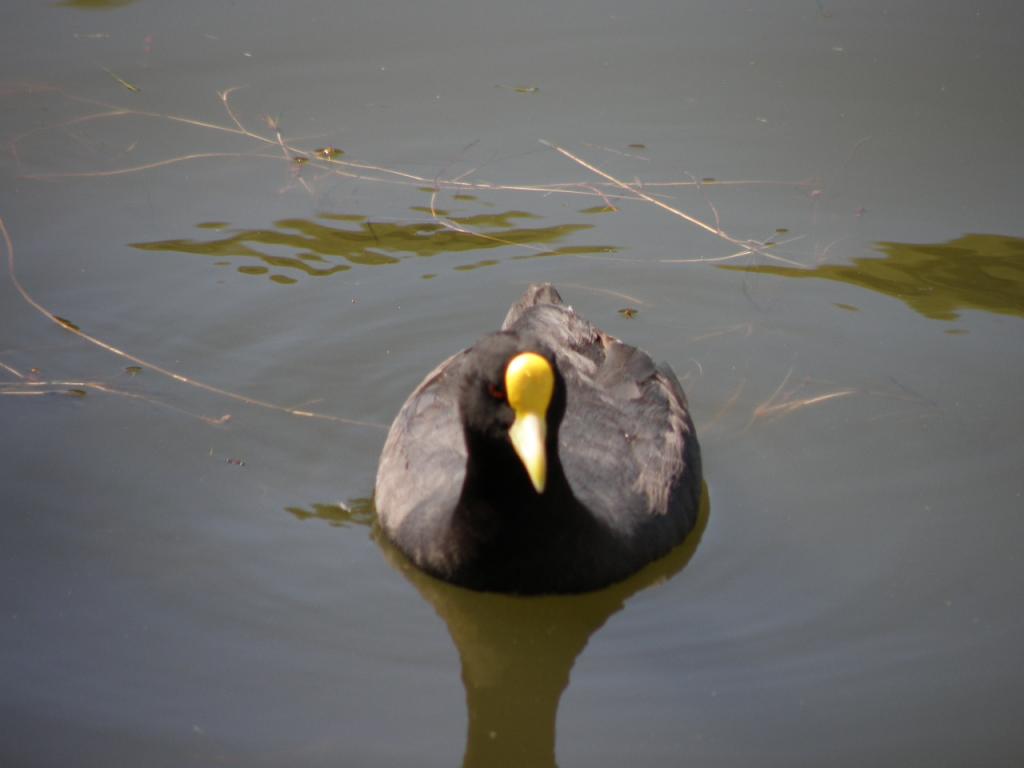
<box><xmin>98</xmin><ymin>64</ymin><xmax>140</xmax><ymax>93</ymax></box>
<box><xmin>687</xmin><ymin>172</ymin><xmax>721</xmax><ymax>233</ymax></box>
<box><xmin>558</xmin><ymin>282</ymin><xmax>649</xmax><ymax>306</ymax></box>
<box><xmin>9</xmin><ymin>85</ymin><xmax>281</xmax><ymax>179</ymax></box>
<box><xmin>689</xmin><ymin>323</ymin><xmax>755</xmax><ymax>343</ymax></box>
<box><xmin>661</xmin><ymin>234</ymin><xmax>807</xmax><ymax>267</ymax></box>
<box><xmin>749</xmin><ymin>368</ymin><xmax>856</xmax><ymax>425</ymax></box>
<box><xmin>23</xmin><ymin>152</ymin><xmax>272</xmax><ymax>180</ymax></box>
<box><xmin>753</xmin><ymin>389</ymin><xmax>857</xmax><ymax>422</ymax></box>
<box><xmin>218</xmin><ymin>86</ymin><xmax>248</xmax><ymax>133</ymax></box>
<box><xmin>0</xmin><ymin>216</ymin><xmax>384</xmax><ymax>429</ymax></box>
<box><xmin>701</xmin><ymin>379</ymin><xmax>746</xmax><ymax>432</ymax></box>
<box><xmin>541</xmin><ymin>141</ymin><xmax>733</xmax><ymax>241</ymax></box>
<box><xmin>581</xmin><ymin>182</ymin><xmax>619</xmax><ymax>211</ymax></box>
<box><xmin>436</xmin><ymin>216</ymin><xmax>552</xmax><ymax>256</ymax></box>
<box><xmin>581</xmin><ymin>142</ymin><xmax>652</xmax><ymax>163</ymax></box>
<box><xmin>268</xmin><ymin>113</ymin><xmax>315</xmax><ymax>196</ymax></box>
<box><xmin>0</xmin><ymin>378</ymin><xmax>231</xmax><ymax>425</ymax></box>
<box><xmin>0</xmin><ymin>359</ymin><xmax>26</xmax><ymax>379</ymax></box>
<box><xmin>640</xmin><ymin>178</ymin><xmax>816</xmax><ymax>189</ymax></box>
<box><xmin>7</xmin><ymin>86</ymin><xmax>806</xmax><ymax>216</ymax></box>
<box><xmin>540</xmin><ymin>140</ymin><xmax>807</xmax><ymax>268</ymax></box>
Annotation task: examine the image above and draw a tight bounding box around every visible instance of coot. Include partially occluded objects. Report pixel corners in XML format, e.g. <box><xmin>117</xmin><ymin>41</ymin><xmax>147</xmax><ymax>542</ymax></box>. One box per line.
<box><xmin>375</xmin><ymin>284</ymin><xmax>701</xmax><ymax>593</ymax></box>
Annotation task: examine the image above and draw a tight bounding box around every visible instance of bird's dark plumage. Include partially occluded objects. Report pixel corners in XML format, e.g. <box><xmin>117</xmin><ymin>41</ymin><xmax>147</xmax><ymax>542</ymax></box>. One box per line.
<box><xmin>375</xmin><ymin>284</ymin><xmax>702</xmax><ymax>594</ymax></box>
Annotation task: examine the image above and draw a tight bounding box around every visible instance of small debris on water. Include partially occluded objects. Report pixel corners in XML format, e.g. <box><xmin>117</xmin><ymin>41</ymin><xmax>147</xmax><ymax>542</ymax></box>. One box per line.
<box><xmin>314</xmin><ymin>146</ymin><xmax>344</xmax><ymax>160</ymax></box>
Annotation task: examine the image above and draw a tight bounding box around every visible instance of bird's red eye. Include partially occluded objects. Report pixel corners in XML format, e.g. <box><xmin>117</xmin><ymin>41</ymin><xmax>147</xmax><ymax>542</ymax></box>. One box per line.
<box><xmin>487</xmin><ymin>383</ymin><xmax>506</xmax><ymax>401</ymax></box>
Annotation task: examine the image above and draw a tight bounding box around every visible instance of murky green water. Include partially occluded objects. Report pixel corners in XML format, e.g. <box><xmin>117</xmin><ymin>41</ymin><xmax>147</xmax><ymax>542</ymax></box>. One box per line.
<box><xmin>723</xmin><ymin>233</ymin><xmax>1024</xmax><ymax>322</ymax></box>
<box><xmin>3</xmin><ymin>1</ymin><xmax>1023</xmax><ymax>766</ymax></box>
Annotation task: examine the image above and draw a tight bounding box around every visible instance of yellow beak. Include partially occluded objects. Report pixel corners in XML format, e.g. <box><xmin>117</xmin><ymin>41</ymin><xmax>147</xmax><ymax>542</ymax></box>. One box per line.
<box><xmin>505</xmin><ymin>352</ymin><xmax>555</xmax><ymax>494</ymax></box>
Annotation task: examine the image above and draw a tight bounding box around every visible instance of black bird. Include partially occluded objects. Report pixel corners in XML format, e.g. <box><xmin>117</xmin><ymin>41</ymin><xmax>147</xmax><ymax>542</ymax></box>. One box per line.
<box><xmin>375</xmin><ymin>283</ymin><xmax>702</xmax><ymax>594</ymax></box>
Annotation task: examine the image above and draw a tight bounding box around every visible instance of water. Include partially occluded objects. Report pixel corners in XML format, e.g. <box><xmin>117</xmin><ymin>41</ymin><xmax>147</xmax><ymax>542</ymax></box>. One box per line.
<box><xmin>2</xmin><ymin>1</ymin><xmax>1023</xmax><ymax>765</ymax></box>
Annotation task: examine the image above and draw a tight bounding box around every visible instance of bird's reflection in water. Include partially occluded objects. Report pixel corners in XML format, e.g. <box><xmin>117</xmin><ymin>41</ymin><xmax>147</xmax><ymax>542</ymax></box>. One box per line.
<box><xmin>373</xmin><ymin>485</ymin><xmax>709</xmax><ymax>768</ymax></box>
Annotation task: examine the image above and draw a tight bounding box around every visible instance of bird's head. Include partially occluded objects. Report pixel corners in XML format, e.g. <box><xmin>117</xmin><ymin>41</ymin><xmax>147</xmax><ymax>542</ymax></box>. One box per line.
<box><xmin>458</xmin><ymin>332</ymin><xmax>563</xmax><ymax>494</ymax></box>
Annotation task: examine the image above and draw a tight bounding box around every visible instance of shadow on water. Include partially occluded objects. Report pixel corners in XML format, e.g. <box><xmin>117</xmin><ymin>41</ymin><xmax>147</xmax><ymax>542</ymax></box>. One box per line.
<box><xmin>130</xmin><ymin>209</ymin><xmax>616</xmax><ymax>284</ymax></box>
<box><xmin>720</xmin><ymin>233</ymin><xmax>1024</xmax><ymax>321</ymax></box>
<box><xmin>289</xmin><ymin>487</ymin><xmax>709</xmax><ymax>768</ymax></box>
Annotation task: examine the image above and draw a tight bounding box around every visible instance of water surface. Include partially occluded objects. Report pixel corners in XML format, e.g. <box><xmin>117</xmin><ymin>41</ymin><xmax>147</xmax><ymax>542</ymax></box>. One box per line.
<box><xmin>2</xmin><ymin>1</ymin><xmax>1023</xmax><ymax>765</ymax></box>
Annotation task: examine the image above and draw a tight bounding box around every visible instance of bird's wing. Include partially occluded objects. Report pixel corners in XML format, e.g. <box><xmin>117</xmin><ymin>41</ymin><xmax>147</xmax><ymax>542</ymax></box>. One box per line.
<box><xmin>375</xmin><ymin>351</ymin><xmax>468</xmax><ymax>539</ymax></box>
